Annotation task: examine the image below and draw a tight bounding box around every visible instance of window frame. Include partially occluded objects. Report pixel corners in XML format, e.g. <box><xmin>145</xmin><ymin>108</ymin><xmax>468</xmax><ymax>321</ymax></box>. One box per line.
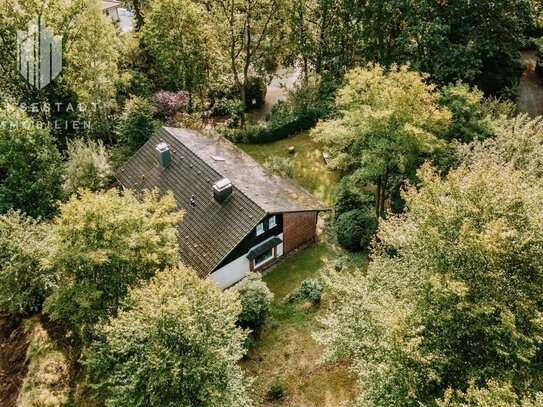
<box><xmin>256</xmin><ymin>222</ymin><xmax>264</xmax><ymax>236</ymax></box>
<box><xmin>254</xmin><ymin>248</ymin><xmax>274</xmax><ymax>268</ymax></box>
<box><xmin>268</xmin><ymin>215</ymin><xmax>277</xmax><ymax>229</ymax></box>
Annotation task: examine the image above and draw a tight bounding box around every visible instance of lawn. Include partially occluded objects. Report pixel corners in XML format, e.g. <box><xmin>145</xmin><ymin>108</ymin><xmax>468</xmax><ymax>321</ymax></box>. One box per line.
<box><xmin>241</xmin><ymin>243</ymin><xmax>358</xmax><ymax>406</ymax></box>
<box><xmin>239</xmin><ymin>131</ymin><xmax>340</xmax><ymax>206</ymax></box>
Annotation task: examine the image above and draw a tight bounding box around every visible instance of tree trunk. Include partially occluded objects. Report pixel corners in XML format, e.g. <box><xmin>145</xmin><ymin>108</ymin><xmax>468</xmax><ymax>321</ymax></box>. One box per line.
<box><xmin>380</xmin><ymin>170</ymin><xmax>388</xmax><ymax>217</ymax></box>
<box><xmin>375</xmin><ymin>177</ymin><xmax>381</xmax><ymax>219</ymax></box>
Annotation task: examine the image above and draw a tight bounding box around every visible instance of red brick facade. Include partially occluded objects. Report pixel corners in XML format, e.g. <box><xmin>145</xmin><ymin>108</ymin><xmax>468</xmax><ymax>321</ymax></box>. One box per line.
<box><xmin>282</xmin><ymin>211</ymin><xmax>318</xmax><ymax>255</ymax></box>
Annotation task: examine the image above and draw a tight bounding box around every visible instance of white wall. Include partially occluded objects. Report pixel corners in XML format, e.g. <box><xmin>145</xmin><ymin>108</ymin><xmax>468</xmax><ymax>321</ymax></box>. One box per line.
<box><xmin>210</xmin><ymin>233</ymin><xmax>284</xmax><ymax>290</ymax></box>
<box><xmin>210</xmin><ymin>255</ymin><xmax>251</xmax><ymax>289</ymax></box>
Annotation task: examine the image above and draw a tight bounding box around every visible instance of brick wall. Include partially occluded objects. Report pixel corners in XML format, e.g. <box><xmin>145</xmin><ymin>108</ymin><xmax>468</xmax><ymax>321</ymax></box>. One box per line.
<box><xmin>282</xmin><ymin>211</ymin><xmax>318</xmax><ymax>254</ymax></box>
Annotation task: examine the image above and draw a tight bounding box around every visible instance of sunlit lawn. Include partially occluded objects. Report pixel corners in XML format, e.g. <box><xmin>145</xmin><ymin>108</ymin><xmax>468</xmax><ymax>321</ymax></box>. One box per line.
<box><xmin>239</xmin><ymin>131</ymin><xmax>340</xmax><ymax>206</ymax></box>
<box><xmin>241</xmin><ymin>243</ymin><xmax>358</xmax><ymax>406</ymax></box>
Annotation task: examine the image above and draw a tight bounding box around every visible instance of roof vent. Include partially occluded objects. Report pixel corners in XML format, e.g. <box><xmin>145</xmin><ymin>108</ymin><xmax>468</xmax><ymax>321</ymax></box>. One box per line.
<box><xmin>156</xmin><ymin>143</ymin><xmax>171</xmax><ymax>168</ymax></box>
<box><xmin>213</xmin><ymin>178</ymin><xmax>233</xmax><ymax>204</ymax></box>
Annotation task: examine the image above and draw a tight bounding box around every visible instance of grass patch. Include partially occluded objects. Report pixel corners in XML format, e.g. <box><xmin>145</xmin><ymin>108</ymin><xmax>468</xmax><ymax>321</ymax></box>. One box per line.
<box><xmin>242</xmin><ymin>242</ymin><xmax>358</xmax><ymax>406</ymax></box>
<box><xmin>239</xmin><ymin>131</ymin><xmax>340</xmax><ymax>206</ymax></box>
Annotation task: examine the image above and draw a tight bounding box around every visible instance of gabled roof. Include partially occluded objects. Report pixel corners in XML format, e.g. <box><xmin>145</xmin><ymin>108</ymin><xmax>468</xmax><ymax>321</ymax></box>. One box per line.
<box><xmin>116</xmin><ymin>127</ymin><xmax>329</xmax><ymax>277</ymax></box>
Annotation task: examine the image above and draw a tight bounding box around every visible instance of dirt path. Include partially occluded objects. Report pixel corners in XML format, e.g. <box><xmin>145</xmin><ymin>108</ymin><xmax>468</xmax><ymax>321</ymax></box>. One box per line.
<box><xmin>518</xmin><ymin>50</ymin><xmax>543</xmax><ymax>118</ymax></box>
<box><xmin>249</xmin><ymin>67</ymin><xmax>301</xmax><ymax>123</ymax></box>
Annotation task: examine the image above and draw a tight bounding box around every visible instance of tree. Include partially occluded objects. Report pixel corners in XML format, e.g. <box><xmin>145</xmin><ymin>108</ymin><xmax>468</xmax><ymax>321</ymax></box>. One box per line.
<box><xmin>0</xmin><ymin>211</ymin><xmax>52</xmax><ymax>316</ymax></box>
<box><xmin>64</xmin><ymin>138</ymin><xmax>112</xmax><ymax>195</ymax></box>
<box><xmin>0</xmin><ymin>106</ymin><xmax>64</xmax><ymax>218</ymax></box>
<box><xmin>438</xmin><ymin>82</ymin><xmax>492</xmax><ymax>143</ymax></box>
<box><xmin>311</xmin><ymin>64</ymin><xmax>450</xmax><ymax>218</ymax></box>
<box><xmin>207</xmin><ymin>0</ymin><xmax>286</xmax><ymax>108</ymax></box>
<box><xmin>335</xmin><ymin>209</ymin><xmax>376</xmax><ymax>251</ymax></box>
<box><xmin>85</xmin><ymin>265</ymin><xmax>253</xmax><ymax>407</ymax></box>
<box><xmin>142</xmin><ymin>0</ymin><xmax>216</xmax><ymax>100</ymax></box>
<box><xmin>231</xmin><ymin>273</ymin><xmax>273</xmax><ymax>331</ymax></box>
<box><xmin>317</xmin><ymin>158</ymin><xmax>543</xmax><ymax>406</ymax></box>
<box><xmin>61</xmin><ymin>0</ymin><xmax>121</xmax><ymax>138</ymax></box>
<box><xmin>115</xmin><ymin>96</ymin><xmax>157</xmax><ymax>149</ymax></box>
<box><xmin>43</xmin><ymin>189</ymin><xmax>183</xmax><ymax>339</ymax></box>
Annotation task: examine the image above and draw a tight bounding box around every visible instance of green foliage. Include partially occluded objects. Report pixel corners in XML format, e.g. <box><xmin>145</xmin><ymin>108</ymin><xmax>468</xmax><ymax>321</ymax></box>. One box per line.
<box><xmin>231</xmin><ymin>273</ymin><xmax>274</xmax><ymax>332</ymax></box>
<box><xmin>438</xmin><ymin>82</ymin><xmax>492</xmax><ymax>143</ymax></box>
<box><xmin>64</xmin><ymin>138</ymin><xmax>112</xmax><ymax>195</ymax></box>
<box><xmin>334</xmin><ymin>181</ymin><xmax>374</xmax><ymax>218</ymax></box>
<box><xmin>312</xmin><ymin>64</ymin><xmax>450</xmax><ymax>218</ymax></box>
<box><xmin>43</xmin><ymin>189</ymin><xmax>183</xmax><ymax>339</ymax></box>
<box><xmin>266</xmin><ymin>380</ymin><xmax>285</xmax><ymax>401</ymax></box>
<box><xmin>0</xmin><ymin>212</ymin><xmax>52</xmax><ymax>316</ymax></box>
<box><xmin>318</xmin><ymin>151</ymin><xmax>543</xmax><ymax>405</ymax></box>
<box><xmin>437</xmin><ymin>380</ymin><xmax>543</xmax><ymax>407</ymax></box>
<box><xmin>264</xmin><ymin>156</ymin><xmax>293</xmax><ymax>177</ymax></box>
<box><xmin>335</xmin><ymin>209</ymin><xmax>377</xmax><ymax>252</ymax></box>
<box><xmin>0</xmin><ymin>107</ymin><xmax>64</xmax><ymax>218</ymax></box>
<box><xmin>297</xmin><ymin>278</ymin><xmax>323</xmax><ymax>305</ymax></box>
<box><xmin>142</xmin><ymin>0</ymin><xmax>216</xmax><ymax>95</ymax></box>
<box><xmin>115</xmin><ymin>96</ymin><xmax>158</xmax><ymax>149</ymax></box>
<box><xmin>85</xmin><ymin>265</ymin><xmax>253</xmax><ymax>407</ymax></box>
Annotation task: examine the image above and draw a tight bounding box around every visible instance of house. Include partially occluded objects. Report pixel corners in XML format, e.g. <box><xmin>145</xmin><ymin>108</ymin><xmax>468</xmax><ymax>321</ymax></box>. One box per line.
<box><xmin>102</xmin><ymin>1</ymin><xmax>120</xmax><ymax>22</ymax></box>
<box><xmin>116</xmin><ymin>127</ymin><xmax>330</xmax><ymax>289</ymax></box>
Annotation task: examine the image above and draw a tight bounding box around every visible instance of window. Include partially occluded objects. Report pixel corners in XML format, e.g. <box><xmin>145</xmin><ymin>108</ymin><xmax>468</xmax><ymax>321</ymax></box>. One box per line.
<box><xmin>254</xmin><ymin>248</ymin><xmax>273</xmax><ymax>268</ymax></box>
<box><xmin>256</xmin><ymin>223</ymin><xmax>264</xmax><ymax>236</ymax></box>
<box><xmin>269</xmin><ymin>215</ymin><xmax>277</xmax><ymax>229</ymax></box>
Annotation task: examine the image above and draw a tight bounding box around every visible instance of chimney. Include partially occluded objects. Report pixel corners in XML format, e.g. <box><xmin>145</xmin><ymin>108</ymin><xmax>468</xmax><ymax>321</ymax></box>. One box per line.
<box><xmin>213</xmin><ymin>178</ymin><xmax>233</xmax><ymax>204</ymax></box>
<box><xmin>156</xmin><ymin>143</ymin><xmax>171</xmax><ymax>168</ymax></box>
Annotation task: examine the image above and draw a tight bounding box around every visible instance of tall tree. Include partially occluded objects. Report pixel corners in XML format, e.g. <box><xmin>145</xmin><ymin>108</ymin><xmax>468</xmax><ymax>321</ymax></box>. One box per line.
<box><xmin>207</xmin><ymin>0</ymin><xmax>286</xmax><ymax>108</ymax></box>
<box><xmin>43</xmin><ymin>189</ymin><xmax>183</xmax><ymax>339</ymax></box>
<box><xmin>0</xmin><ymin>106</ymin><xmax>64</xmax><ymax>218</ymax></box>
<box><xmin>85</xmin><ymin>265</ymin><xmax>253</xmax><ymax>407</ymax></box>
<box><xmin>318</xmin><ymin>152</ymin><xmax>543</xmax><ymax>405</ymax></box>
<box><xmin>311</xmin><ymin>64</ymin><xmax>450</xmax><ymax>218</ymax></box>
<box><xmin>142</xmin><ymin>0</ymin><xmax>216</xmax><ymax>101</ymax></box>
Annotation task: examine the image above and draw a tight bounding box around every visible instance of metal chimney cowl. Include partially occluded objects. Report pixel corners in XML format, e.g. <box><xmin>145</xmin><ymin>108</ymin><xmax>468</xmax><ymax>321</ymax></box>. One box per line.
<box><xmin>156</xmin><ymin>143</ymin><xmax>171</xmax><ymax>168</ymax></box>
<box><xmin>213</xmin><ymin>178</ymin><xmax>233</xmax><ymax>204</ymax></box>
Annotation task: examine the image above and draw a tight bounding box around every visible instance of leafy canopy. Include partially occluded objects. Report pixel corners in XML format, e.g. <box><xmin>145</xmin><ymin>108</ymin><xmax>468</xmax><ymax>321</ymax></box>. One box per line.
<box><xmin>85</xmin><ymin>265</ymin><xmax>253</xmax><ymax>407</ymax></box>
<box><xmin>44</xmin><ymin>189</ymin><xmax>183</xmax><ymax>339</ymax></box>
<box><xmin>318</xmin><ymin>155</ymin><xmax>543</xmax><ymax>405</ymax></box>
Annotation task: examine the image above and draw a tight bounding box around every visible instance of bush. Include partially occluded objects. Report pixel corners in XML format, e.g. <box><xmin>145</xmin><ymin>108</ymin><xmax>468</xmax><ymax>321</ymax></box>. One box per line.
<box><xmin>334</xmin><ymin>183</ymin><xmax>374</xmax><ymax>218</ymax></box>
<box><xmin>0</xmin><ymin>212</ymin><xmax>52</xmax><ymax>316</ymax></box>
<box><xmin>153</xmin><ymin>90</ymin><xmax>189</xmax><ymax>118</ymax></box>
<box><xmin>298</xmin><ymin>278</ymin><xmax>323</xmax><ymax>305</ymax></box>
<box><xmin>64</xmin><ymin>138</ymin><xmax>112</xmax><ymax>194</ymax></box>
<box><xmin>336</xmin><ymin>209</ymin><xmax>378</xmax><ymax>251</ymax></box>
<box><xmin>245</xmin><ymin>77</ymin><xmax>267</xmax><ymax>109</ymax></box>
<box><xmin>231</xmin><ymin>273</ymin><xmax>274</xmax><ymax>332</ymax></box>
<box><xmin>116</xmin><ymin>96</ymin><xmax>158</xmax><ymax>149</ymax></box>
<box><xmin>264</xmin><ymin>156</ymin><xmax>293</xmax><ymax>177</ymax></box>
<box><xmin>266</xmin><ymin>380</ymin><xmax>285</xmax><ymax>401</ymax></box>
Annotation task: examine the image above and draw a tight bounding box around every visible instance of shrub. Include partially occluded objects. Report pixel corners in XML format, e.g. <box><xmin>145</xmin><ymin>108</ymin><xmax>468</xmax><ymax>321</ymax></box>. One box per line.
<box><xmin>264</xmin><ymin>156</ymin><xmax>293</xmax><ymax>177</ymax></box>
<box><xmin>245</xmin><ymin>77</ymin><xmax>267</xmax><ymax>109</ymax></box>
<box><xmin>336</xmin><ymin>209</ymin><xmax>378</xmax><ymax>251</ymax></box>
<box><xmin>266</xmin><ymin>380</ymin><xmax>285</xmax><ymax>401</ymax></box>
<box><xmin>0</xmin><ymin>212</ymin><xmax>52</xmax><ymax>316</ymax></box>
<box><xmin>116</xmin><ymin>96</ymin><xmax>158</xmax><ymax>149</ymax></box>
<box><xmin>298</xmin><ymin>278</ymin><xmax>323</xmax><ymax>305</ymax></box>
<box><xmin>152</xmin><ymin>90</ymin><xmax>189</xmax><ymax>118</ymax></box>
<box><xmin>231</xmin><ymin>273</ymin><xmax>274</xmax><ymax>332</ymax></box>
<box><xmin>334</xmin><ymin>183</ymin><xmax>374</xmax><ymax>218</ymax></box>
<box><xmin>64</xmin><ymin>138</ymin><xmax>112</xmax><ymax>194</ymax></box>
